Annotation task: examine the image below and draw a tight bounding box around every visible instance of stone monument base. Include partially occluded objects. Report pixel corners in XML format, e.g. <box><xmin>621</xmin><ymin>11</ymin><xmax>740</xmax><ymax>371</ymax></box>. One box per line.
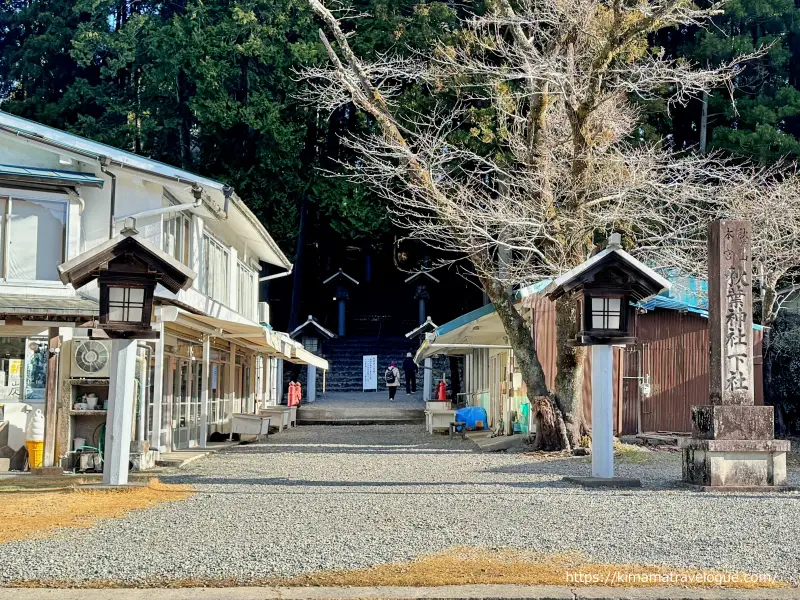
<box><xmin>680</xmin><ymin>438</ymin><xmax>790</xmax><ymax>488</ymax></box>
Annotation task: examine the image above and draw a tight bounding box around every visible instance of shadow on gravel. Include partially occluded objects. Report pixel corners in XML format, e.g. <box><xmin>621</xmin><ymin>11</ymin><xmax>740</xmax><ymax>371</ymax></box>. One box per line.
<box><xmin>223</xmin><ymin>443</ymin><xmax>476</xmax><ymax>456</ymax></box>
<box><xmin>166</xmin><ymin>475</ymin><xmax>593</xmax><ymax>492</ymax></box>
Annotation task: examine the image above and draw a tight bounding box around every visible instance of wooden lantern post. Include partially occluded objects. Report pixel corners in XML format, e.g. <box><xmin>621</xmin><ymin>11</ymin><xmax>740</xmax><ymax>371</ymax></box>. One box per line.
<box><xmin>58</xmin><ymin>222</ymin><xmax>195</xmax><ymax>485</ymax></box>
<box><xmin>546</xmin><ymin>233</ymin><xmax>670</xmax><ymax>484</ymax></box>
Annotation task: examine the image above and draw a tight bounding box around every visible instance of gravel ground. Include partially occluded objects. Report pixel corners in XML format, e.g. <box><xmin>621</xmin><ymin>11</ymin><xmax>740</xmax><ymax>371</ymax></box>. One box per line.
<box><xmin>1</xmin><ymin>424</ymin><xmax>800</xmax><ymax>585</ymax></box>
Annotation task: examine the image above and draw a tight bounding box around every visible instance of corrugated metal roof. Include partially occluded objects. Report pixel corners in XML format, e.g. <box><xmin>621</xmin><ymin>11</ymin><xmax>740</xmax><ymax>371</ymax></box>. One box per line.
<box><xmin>435</xmin><ymin>279</ymin><xmax>552</xmax><ymax>337</ymax></box>
<box><xmin>636</xmin><ymin>294</ymin><xmax>763</xmax><ymax>331</ymax></box>
<box><xmin>0</xmin><ymin>295</ymin><xmax>98</xmax><ymax>317</ymax></box>
<box><xmin>637</xmin><ymin>294</ymin><xmax>709</xmax><ymax>317</ymax></box>
<box><xmin>0</xmin><ymin>112</ymin><xmax>224</xmax><ymax>191</ymax></box>
<box><xmin>0</xmin><ymin>163</ymin><xmax>104</xmax><ymax>187</ymax></box>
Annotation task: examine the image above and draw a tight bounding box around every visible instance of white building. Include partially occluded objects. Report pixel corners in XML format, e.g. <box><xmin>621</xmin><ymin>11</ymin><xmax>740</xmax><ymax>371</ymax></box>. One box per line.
<box><xmin>0</xmin><ymin>112</ymin><xmax>326</xmax><ymax>469</ymax></box>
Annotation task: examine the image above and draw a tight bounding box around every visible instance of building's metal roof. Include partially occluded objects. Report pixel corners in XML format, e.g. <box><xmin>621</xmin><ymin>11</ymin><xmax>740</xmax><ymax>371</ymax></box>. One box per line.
<box><xmin>435</xmin><ymin>279</ymin><xmax>551</xmax><ymax>338</ymax></box>
<box><xmin>0</xmin><ymin>295</ymin><xmax>99</xmax><ymax>318</ymax></box>
<box><xmin>425</xmin><ymin>274</ymin><xmax>757</xmax><ymax>361</ymax></box>
<box><xmin>405</xmin><ymin>316</ymin><xmax>438</xmax><ymax>339</ymax></box>
<box><xmin>289</xmin><ymin>315</ymin><xmax>336</xmax><ymax>340</ymax></box>
<box><xmin>635</xmin><ymin>293</ymin><xmax>763</xmax><ymax>331</ymax></box>
<box><xmin>0</xmin><ymin>111</ymin><xmax>293</xmax><ymax>270</ymax></box>
<box><xmin>0</xmin><ymin>112</ymin><xmax>224</xmax><ymax>191</ymax></box>
<box><xmin>0</xmin><ymin>163</ymin><xmax>104</xmax><ymax>187</ymax></box>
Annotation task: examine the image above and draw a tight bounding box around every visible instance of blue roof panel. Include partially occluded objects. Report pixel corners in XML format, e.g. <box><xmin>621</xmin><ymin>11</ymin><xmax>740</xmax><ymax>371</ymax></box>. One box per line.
<box><xmin>0</xmin><ymin>163</ymin><xmax>104</xmax><ymax>187</ymax></box>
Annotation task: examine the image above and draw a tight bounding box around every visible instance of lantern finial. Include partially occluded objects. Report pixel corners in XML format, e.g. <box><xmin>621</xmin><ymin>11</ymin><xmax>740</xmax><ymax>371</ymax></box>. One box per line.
<box><xmin>607</xmin><ymin>233</ymin><xmax>622</xmax><ymax>250</ymax></box>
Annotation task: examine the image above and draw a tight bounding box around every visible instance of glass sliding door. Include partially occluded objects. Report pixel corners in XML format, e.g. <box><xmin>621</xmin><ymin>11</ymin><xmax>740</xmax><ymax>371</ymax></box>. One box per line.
<box><xmin>191</xmin><ymin>360</ymin><xmax>203</xmax><ymax>445</ymax></box>
<box><xmin>172</xmin><ymin>359</ymin><xmax>191</xmax><ymax>449</ymax></box>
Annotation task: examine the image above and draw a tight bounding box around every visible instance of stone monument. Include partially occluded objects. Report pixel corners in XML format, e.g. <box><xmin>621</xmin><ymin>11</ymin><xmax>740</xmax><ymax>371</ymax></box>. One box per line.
<box><xmin>681</xmin><ymin>220</ymin><xmax>790</xmax><ymax>489</ymax></box>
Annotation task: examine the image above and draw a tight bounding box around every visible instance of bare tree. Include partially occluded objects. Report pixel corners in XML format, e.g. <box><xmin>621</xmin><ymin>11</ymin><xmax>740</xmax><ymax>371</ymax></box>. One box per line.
<box><xmin>712</xmin><ymin>168</ymin><xmax>800</xmax><ymax>432</ymax></box>
<box><xmin>302</xmin><ymin>0</ymin><xmax>768</xmax><ymax>449</ymax></box>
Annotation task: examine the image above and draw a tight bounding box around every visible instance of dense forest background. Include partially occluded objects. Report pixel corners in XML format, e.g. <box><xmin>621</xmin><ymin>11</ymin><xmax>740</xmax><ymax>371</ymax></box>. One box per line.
<box><xmin>6</xmin><ymin>0</ymin><xmax>800</xmax><ymax>426</ymax></box>
<box><xmin>6</xmin><ymin>0</ymin><xmax>799</xmax><ymax>249</ymax></box>
<box><xmin>3</xmin><ymin>0</ymin><xmax>800</xmax><ymax>326</ymax></box>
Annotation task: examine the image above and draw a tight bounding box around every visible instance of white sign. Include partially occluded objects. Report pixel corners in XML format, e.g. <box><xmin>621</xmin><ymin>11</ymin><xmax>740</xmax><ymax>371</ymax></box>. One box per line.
<box><xmin>362</xmin><ymin>355</ymin><xmax>377</xmax><ymax>391</ymax></box>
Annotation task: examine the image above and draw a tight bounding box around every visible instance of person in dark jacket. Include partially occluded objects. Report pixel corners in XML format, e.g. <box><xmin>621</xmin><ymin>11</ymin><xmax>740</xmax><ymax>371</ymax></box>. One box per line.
<box><xmin>403</xmin><ymin>352</ymin><xmax>418</xmax><ymax>395</ymax></box>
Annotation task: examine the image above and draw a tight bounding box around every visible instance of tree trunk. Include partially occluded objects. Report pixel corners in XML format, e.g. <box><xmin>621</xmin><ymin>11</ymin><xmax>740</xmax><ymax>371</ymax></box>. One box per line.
<box><xmin>176</xmin><ymin>70</ymin><xmax>192</xmax><ymax>169</ymax></box>
<box><xmin>531</xmin><ymin>395</ymin><xmax>570</xmax><ymax>450</ymax></box>
<box><xmin>554</xmin><ymin>296</ymin><xmax>586</xmax><ymax>447</ymax></box>
<box><xmin>761</xmin><ymin>282</ymin><xmax>783</xmax><ymax>435</ymax></box>
<box><xmin>481</xmin><ymin>276</ymin><xmax>570</xmax><ymax>450</ymax></box>
<box><xmin>288</xmin><ymin>192</ymin><xmax>309</xmax><ymax>332</ymax></box>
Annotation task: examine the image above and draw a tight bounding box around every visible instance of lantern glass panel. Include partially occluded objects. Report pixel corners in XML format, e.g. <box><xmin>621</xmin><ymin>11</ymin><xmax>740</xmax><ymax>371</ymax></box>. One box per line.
<box><xmin>591</xmin><ymin>297</ymin><xmax>622</xmax><ymax>330</ymax></box>
<box><xmin>107</xmin><ymin>285</ymin><xmax>147</xmax><ymax>324</ymax></box>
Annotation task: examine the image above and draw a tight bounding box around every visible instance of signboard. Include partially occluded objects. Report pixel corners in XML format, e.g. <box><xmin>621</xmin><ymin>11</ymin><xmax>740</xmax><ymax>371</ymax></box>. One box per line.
<box><xmin>8</xmin><ymin>359</ymin><xmax>22</xmax><ymax>389</ymax></box>
<box><xmin>362</xmin><ymin>355</ymin><xmax>378</xmax><ymax>391</ymax></box>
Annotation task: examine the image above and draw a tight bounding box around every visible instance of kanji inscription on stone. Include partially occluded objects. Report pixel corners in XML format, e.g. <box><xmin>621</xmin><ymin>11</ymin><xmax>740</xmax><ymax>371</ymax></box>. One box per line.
<box><xmin>708</xmin><ymin>220</ymin><xmax>753</xmax><ymax>405</ymax></box>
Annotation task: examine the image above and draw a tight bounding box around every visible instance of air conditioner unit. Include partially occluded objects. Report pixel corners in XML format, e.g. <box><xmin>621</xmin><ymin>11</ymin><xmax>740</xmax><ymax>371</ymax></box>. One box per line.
<box><xmin>258</xmin><ymin>301</ymin><xmax>270</xmax><ymax>325</ymax></box>
<box><xmin>71</xmin><ymin>339</ymin><xmax>112</xmax><ymax>378</ymax></box>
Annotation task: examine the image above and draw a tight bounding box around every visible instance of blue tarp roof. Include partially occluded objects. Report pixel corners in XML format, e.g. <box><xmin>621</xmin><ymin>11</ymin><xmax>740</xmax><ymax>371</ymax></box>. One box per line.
<box><xmin>0</xmin><ymin>163</ymin><xmax>104</xmax><ymax>187</ymax></box>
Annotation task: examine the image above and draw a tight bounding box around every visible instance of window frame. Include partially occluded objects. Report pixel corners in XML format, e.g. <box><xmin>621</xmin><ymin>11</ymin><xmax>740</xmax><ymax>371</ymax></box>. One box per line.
<box><xmin>199</xmin><ymin>231</ymin><xmax>230</xmax><ymax>305</ymax></box>
<box><xmin>161</xmin><ymin>210</ymin><xmax>192</xmax><ymax>267</ymax></box>
<box><xmin>237</xmin><ymin>261</ymin><xmax>256</xmax><ymax>320</ymax></box>
<box><xmin>0</xmin><ymin>194</ymin><xmax>69</xmax><ymax>284</ymax></box>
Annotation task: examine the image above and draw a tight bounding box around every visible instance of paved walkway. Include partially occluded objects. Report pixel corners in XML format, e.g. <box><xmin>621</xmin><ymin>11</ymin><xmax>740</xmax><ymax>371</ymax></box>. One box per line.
<box><xmin>297</xmin><ymin>390</ymin><xmax>426</xmax><ymax>423</ymax></box>
<box><xmin>0</xmin><ymin>425</ymin><xmax>799</xmax><ymax>587</ymax></box>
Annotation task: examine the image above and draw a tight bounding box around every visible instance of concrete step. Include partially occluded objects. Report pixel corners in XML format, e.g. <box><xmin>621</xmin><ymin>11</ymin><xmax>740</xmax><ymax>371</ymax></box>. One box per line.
<box><xmin>154</xmin><ymin>442</ymin><xmax>239</xmax><ymax>468</ymax></box>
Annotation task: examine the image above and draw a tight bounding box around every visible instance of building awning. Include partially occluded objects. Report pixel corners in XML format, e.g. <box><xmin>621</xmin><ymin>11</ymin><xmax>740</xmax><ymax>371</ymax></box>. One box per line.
<box><xmin>415</xmin><ymin>280</ymin><xmax>553</xmax><ymax>361</ymax></box>
<box><xmin>289</xmin><ymin>345</ymin><xmax>329</xmax><ymax>370</ymax></box>
<box><xmin>0</xmin><ymin>163</ymin><xmax>104</xmax><ymax>188</ymax></box>
<box><xmin>158</xmin><ymin>307</ymin><xmax>282</xmax><ymax>353</ymax></box>
<box><xmin>156</xmin><ymin>306</ymin><xmax>329</xmax><ymax>368</ymax></box>
<box><xmin>415</xmin><ymin>305</ymin><xmax>511</xmax><ymax>361</ymax></box>
<box><xmin>0</xmin><ymin>295</ymin><xmax>99</xmax><ymax>321</ymax></box>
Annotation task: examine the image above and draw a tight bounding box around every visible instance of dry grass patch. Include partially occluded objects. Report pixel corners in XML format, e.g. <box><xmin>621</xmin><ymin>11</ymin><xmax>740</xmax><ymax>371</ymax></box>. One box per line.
<box><xmin>0</xmin><ymin>478</ymin><xmax>192</xmax><ymax>544</ymax></box>
<box><xmin>280</xmin><ymin>547</ymin><xmax>787</xmax><ymax>589</ymax></box>
<box><xmin>3</xmin><ymin>547</ymin><xmax>788</xmax><ymax>589</ymax></box>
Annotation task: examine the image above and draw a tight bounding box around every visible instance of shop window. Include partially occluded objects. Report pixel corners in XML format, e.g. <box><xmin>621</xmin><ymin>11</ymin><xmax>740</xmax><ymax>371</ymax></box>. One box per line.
<box><xmin>0</xmin><ymin>337</ymin><xmax>48</xmax><ymax>401</ymax></box>
<box><xmin>0</xmin><ymin>196</ymin><xmax>67</xmax><ymax>281</ymax></box>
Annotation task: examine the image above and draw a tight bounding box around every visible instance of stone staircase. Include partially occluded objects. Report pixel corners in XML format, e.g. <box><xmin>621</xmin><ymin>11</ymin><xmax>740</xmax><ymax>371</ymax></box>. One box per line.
<box><xmin>320</xmin><ymin>336</ymin><xmax>421</xmax><ymax>393</ymax></box>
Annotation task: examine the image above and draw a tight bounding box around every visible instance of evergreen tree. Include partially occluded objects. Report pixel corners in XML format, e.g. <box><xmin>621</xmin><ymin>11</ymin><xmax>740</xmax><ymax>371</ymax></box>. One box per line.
<box><xmin>652</xmin><ymin>0</ymin><xmax>800</xmax><ymax>162</ymax></box>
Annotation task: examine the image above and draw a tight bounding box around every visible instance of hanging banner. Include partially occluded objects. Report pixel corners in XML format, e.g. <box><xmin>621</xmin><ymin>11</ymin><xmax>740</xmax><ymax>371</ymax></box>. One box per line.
<box><xmin>362</xmin><ymin>355</ymin><xmax>377</xmax><ymax>391</ymax></box>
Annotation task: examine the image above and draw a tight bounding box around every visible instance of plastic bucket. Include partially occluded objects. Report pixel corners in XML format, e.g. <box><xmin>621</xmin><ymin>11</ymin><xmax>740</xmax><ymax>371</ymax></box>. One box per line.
<box><xmin>25</xmin><ymin>440</ymin><xmax>44</xmax><ymax>469</ymax></box>
<box><xmin>73</xmin><ymin>437</ymin><xmax>86</xmax><ymax>451</ymax></box>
